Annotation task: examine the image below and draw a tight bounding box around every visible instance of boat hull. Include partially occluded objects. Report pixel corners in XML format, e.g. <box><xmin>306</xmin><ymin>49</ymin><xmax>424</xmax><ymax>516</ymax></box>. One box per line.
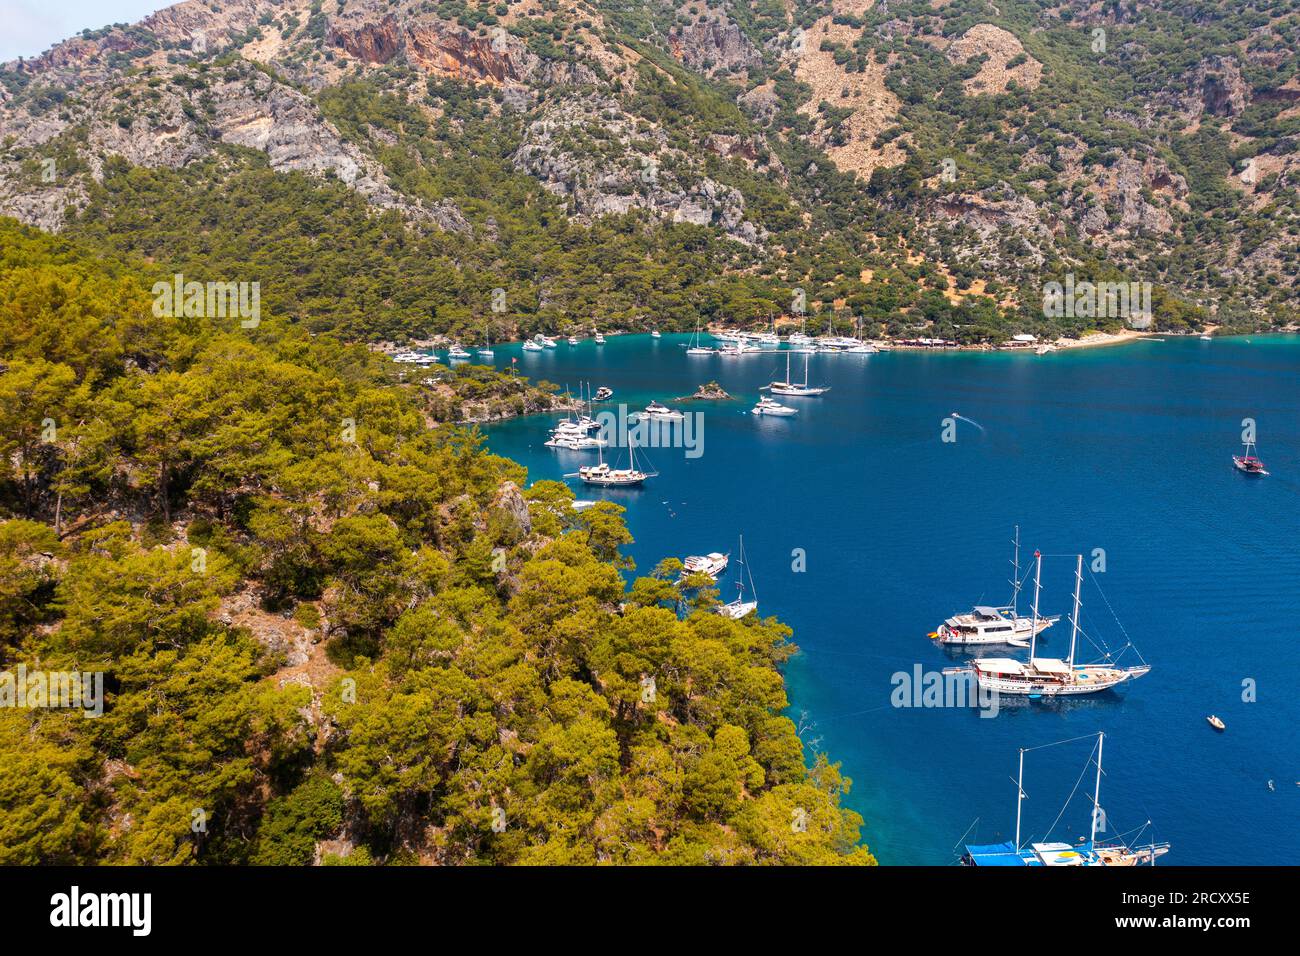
<box><xmin>974</xmin><ymin>665</ymin><xmax>1150</xmax><ymax>697</ymax></box>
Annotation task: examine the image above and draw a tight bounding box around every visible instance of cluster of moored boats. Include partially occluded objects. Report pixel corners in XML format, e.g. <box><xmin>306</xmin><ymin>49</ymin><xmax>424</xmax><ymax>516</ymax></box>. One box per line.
<box><xmin>682</xmin><ymin>321</ymin><xmax>883</xmax><ymax>356</ymax></box>
<box><xmin>934</xmin><ymin>530</ymin><xmax>1175</xmax><ymax>865</ymax></box>
<box><xmin>679</xmin><ymin>536</ymin><xmax>760</xmax><ymax>619</ymax></box>
<box><xmin>932</xmin><ymin>528</ymin><xmax>1150</xmax><ymax>698</ymax></box>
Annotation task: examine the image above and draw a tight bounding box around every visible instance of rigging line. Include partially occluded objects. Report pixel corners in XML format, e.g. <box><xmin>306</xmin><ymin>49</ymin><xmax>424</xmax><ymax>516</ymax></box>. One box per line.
<box><xmin>952</xmin><ymin>817</ymin><xmax>981</xmax><ymax>857</ymax></box>
<box><xmin>1086</xmin><ymin>569</ymin><xmax>1135</xmax><ymax>646</ymax></box>
<box><xmin>1042</xmin><ymin>737</ymin><xmax>1100</xmax><ymax>842</ymax></box>
<box><xmin>1021</xmin><ymin>732</ymin><xmax>1104</xmax><ymax>753</ymax></box>
<box><xmin>814</xmin><ymin>703</ymin><xmax>896</xmax><ymax>724</ymax></box>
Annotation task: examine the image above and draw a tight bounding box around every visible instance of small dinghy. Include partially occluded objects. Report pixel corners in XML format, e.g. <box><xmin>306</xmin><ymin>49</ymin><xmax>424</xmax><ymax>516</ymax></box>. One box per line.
<box><xmin>1206</xmin><ymin>715</ymin><xmax>1226</xmax><ymax>732</ymax></box>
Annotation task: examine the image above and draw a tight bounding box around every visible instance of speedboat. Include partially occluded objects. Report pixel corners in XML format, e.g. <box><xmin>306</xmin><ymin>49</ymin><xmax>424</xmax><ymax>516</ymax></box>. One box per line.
<box><xmin>752</xmin><ymin>397</ymin><xmax>797</xmax><ymax>416</ymax></box>
<box><xmin>593</xmin><ymin>386</ymin><xmax>613</xmax><ymax>402</ymax></box>
<box><xmin>568</xmin><ymin>335</ymin><xmax>579</xmax><ymax>345</ymax></box>
<box><xmin>650</xmin><ymin>330</ymin><xmax>661</xmax><ymax>338</ymax></box>
<box><xmin>1207</xmin><ymin>715</ymin><xmax>1226</xmax><ymax>731</ymax></box>
<box><xmin>637</xmin><ymin>401</ymin><xmax>684</xmax><ymax>421</ymax></box>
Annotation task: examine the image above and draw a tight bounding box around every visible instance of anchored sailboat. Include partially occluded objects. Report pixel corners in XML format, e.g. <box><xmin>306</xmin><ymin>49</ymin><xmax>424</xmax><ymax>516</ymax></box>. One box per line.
<box><xmin>714</xmin><ymin>535</ymin><xmax>757</xmax><ymax>618</ymax></box>
<box><xmin>685</xmin><ymin>322</ymin><xmax>715</xmax><ymax>355</ymax></box>
<box><xmin>944</xmin><ymin>553</ymin><xmax>1151</xmax><ymax>697</ymax></box>
<box><xmin>933</xmin><ymin>526</ymin><xmax>1059</xmax><ymax>646</ymax></box>
<box><xmin>961</xmin><ymin>733</ymin><xmax>1170</xmax><ymax>866</ymax></box>
<box><xmin>565</xmin><ymin>437</ymin><xmax>657</xmax><ymax>487</ymax></box>
<box><xmin>1233</xmin><ymin>437</ymin><xmax>1268</xmax><ymax>475</ymax></box>
<box><xmin>767</xmin><ymin>352</ymin><xmax>829</xmax><ymax>396</ymax></box>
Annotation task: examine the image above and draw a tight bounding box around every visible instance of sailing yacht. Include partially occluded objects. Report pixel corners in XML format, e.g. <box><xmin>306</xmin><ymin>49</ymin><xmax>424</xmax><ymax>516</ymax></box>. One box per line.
<box><xmin>961</xmin><ymin>733</ymin><xmax>1171</xmax><ymax>866</ymax></box>
<box><xmin>477</xmin><ymin>328</ymin><xmax>494</xmax><ymax>358</ymax></box>
<box><xmin>768</xmin><ymin>353</ymin><xmax>830</xmax><ymax>396</ymax></box>
<box><xmin>752</xmin><ymin>396</ymin><xmax>798</xmax><ymax>416</ymax></box>
<box><xmin>1233</xmin><ymin>438</ymin><xmax>1268</xmax><ymax>475</ymax></box>
<box><xmin>944</xmin><ymin>553</ymin><xmax>1151</xmax><ymax>697</ymax></box>
<box><xmin>566</xmin><ymin>439</ymin><xmax>656</xmax><ymax>487</ymax></box>
<box><xmin>714</xmin><ymin>535</ymin><xmax>757</xmax><ymax>618</ymax></box>
<box><xmin>934</xmin><ymin>527</ymin><xmax>1059</xmax><ymax>646</ymax></box>
<box><xmin>685</xmin><ymin>322</ymin><xmax>716</xmax><ymax>355</ymax></box>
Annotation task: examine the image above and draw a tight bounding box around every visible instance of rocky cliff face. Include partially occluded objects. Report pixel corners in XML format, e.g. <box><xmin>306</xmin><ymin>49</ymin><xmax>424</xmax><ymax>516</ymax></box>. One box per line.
<box><xmin>1</xmin><ymin>0</ymin><xmax>1297</xmax><ymax>312</ymax></box>
<box><xmin>510</xmin><ymin>94</ymin><xmax>765</xmax><ymax>245</ymax></box>
<box><xmin>668</xmin><ymin>16</ymin><xmax>762</xmax><ymax>75</ymax></box>
<box><xmin>0</xmin><ymin>54</ymin><xmax>466</xmax><ymax>231</ymax></box>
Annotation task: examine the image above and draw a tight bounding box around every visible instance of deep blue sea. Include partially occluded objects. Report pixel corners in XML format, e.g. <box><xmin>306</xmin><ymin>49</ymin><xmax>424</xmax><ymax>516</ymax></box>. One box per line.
<box><xmin>476</xmin><ymin>333</ymin><xmax>1300</xmax><ymax>865</ymax></box>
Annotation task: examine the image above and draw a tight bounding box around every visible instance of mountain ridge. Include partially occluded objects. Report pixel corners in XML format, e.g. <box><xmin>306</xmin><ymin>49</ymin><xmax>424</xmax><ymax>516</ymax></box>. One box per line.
<box><xmin>3</xmin><ymin>0</ymin><xmax>1298</xmax><ymax>339</ymax></box>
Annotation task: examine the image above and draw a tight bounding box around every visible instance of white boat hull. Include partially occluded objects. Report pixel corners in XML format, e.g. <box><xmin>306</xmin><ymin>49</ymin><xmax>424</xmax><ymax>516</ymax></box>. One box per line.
<box><xmin>974</xmin><ymin>665</ymin><xmax>1150</xmax><ymax>697</ymax></box>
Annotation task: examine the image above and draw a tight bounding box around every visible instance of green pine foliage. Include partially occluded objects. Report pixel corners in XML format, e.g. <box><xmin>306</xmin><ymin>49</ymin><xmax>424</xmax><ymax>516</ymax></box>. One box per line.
<box><xmin>0</xmin><ymin>219</ymin><xmax>873</xmax><ymax>865</ymax></box>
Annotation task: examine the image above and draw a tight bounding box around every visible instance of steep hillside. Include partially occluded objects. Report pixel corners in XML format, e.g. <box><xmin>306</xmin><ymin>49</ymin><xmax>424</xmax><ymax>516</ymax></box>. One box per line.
<box><xmin>2</xmin><ymin>0</ymin><xmax>1298</xmax><ymax>342</ymax></box>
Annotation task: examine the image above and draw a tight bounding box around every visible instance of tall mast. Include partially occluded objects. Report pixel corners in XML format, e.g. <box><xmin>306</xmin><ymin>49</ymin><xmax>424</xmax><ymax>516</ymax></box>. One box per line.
<box><xmin>1028</xmin><ymin>551</ymin><xmax>1042</xmax><ymax>660</ymax></box>
<box><xmin>1014</xmin><ymin>748</ymin><xmax>1026</xmax><ymax>852</ymax></box>
<box><xmin>1008</xmin><ymin>525</ymin><xmax>1021</xmax><ymax>616</ymax></box>
<box><xmin>786</xmin><ymin>351</ymin><xmax>791</xmax><ymax>385</ymax></box>
<box><xmin>1089</xmin><ymin>733</ymin><xmax>1104</xmax><ymax>846</ymax></box>
<box><xmin>1067</xmin><ymin>553</ymin><xmax>1083</xmax><ymax>668</ymax></box>
<box><xmin>803</xmin><ymin>351</ymin><xmax>810</xmax><ymax>387</ymax></box>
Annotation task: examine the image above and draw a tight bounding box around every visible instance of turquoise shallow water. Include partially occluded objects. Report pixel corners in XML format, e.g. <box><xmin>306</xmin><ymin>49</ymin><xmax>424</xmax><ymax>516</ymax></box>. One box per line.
<box><xmin>478</xmin><ymin>333</ymin><xmax>1300</xmax><ymax>865</ymax></box>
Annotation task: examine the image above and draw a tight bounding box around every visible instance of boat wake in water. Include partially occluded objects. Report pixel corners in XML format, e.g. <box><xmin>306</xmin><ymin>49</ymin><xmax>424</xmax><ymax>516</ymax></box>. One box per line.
<box><xmin>951</xmin><ymin>412</ymin><xmax>987</xmax><ymax>433</ymax></box>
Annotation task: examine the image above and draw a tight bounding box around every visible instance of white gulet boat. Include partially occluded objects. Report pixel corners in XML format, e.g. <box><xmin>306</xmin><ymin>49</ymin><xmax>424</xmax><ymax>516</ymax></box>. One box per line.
<box><xmin>961</xmin><ymin>733</ymin><xmax>1170</xmax><ymax>866</ymax></box>
<box><xmin>565</xmin><ymin>440</ymin><xmax>657</xmax><ymax>487</ymax></box>
<box><xmin>767</xmin><ymin>352</ymin><xmax>830</xmax><ymax>396</ymax></box>
<box><xmin>933</xmin><ymin>526</ymin><xmax>1058</xmax><ymax>647</ymax></box>
<box><xmin>943</xmin><ymin>553</ymin><xmax>1150</xmax><ymax>697</ymax></box>
<box><xmin>714</xmin><ymin>536</ymin><xmax>757</xmax><ymax>619</ymax></box>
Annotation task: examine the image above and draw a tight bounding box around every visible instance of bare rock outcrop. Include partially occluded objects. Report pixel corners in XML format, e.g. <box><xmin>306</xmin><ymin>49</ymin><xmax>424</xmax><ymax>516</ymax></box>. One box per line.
<box><xmin>668</xmin><ymin>17</ymin><xmax>762</xmax><ymax>75</ymax></box>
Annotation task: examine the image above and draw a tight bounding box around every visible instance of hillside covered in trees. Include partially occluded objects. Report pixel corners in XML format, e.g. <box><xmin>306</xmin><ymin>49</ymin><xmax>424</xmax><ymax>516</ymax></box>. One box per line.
<box><xmin>2</xmin><ymin>0</ymin><xmax>1297</xmax><ymax>344</ymax></box>
<box><xmin>0</xmin><ymin>220</ymin><xmax>872</xmax><ymax>864</ymax></box>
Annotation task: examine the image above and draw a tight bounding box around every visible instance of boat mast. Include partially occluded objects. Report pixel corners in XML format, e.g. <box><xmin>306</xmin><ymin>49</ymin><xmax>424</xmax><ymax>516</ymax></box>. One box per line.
<box><xmin>1067</xmin><ymin>553</ymin><xmax>1083</xmax><ymax>668</ymax></box>
<box><xmin>803</xmin><ymin>351</ymin><xmax>810</xmax><ymax>387</ymax></box>
<box><xmin>1089</xmin><ymin>733</ymin><xmax>1104</xmax><ymax>847</ymax></box>
<box><xmin>1028</xmin><ymin>551</ymin><xmax>1042</xmax><ymax>659</ymax></box>
<box><xmin>1014</xmin><ymin>747</ymin><xmax>1026</xmax><ymax>852</ymax></box>
<box><xmin>1008</xmin><ymin>525</ymin><xmax>1021</xmax><ymax>616</ymax></box>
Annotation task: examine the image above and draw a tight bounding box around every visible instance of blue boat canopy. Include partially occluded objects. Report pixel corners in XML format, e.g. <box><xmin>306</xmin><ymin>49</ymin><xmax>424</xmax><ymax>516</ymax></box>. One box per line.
<box><xmin>963</xmin><ymin>842</ymin><xmax>1037</xmax><ymax>866</ymax></box>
